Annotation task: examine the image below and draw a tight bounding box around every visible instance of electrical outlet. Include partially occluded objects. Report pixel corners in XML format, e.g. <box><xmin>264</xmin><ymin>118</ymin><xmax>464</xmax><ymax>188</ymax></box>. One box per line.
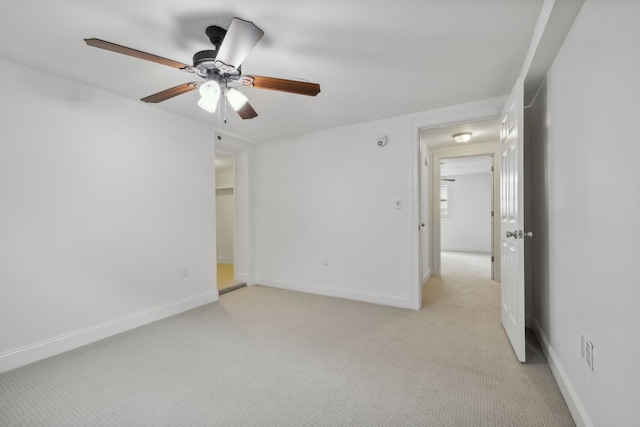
<box><xmin>585</xmin><ymin>339</ymin><xmax>594</xmax><ymax>370</ymax></box>
<box><xmin>322</xmin><ymin>256</ymin><xmax>328</xmax><ymax>266</ymax></box>
<box><xmin>182</xmin><ymin>266</ymin><xmax>189</xmax><ymax>277</ymax></box>
<box><xmin>580</xmin><ymin>334</ymin><xmax>585</xmax><ymax>358</ymax></box>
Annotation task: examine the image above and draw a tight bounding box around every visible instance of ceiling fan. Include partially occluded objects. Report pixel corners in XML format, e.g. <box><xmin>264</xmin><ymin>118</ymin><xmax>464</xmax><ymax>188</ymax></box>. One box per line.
<box><xmin>84</xmin><ymin>17</ymin><xmax>321</xmax><ymax>120</ymax></box>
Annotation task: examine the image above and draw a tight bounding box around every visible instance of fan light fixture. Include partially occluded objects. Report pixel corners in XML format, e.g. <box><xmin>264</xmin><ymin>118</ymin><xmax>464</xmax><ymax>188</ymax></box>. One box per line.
<box><xmin>452</xmin><ymin>132</ymin><xmax>472</xmax><ymax>143</ymax></box>
<box><xmin>226</xmin><ymin>88</ymin><xmax>248</xmax><ymax>111</ymax></box>
<box><xmin>198</xmin><ymin>97</ymin><xmax>218</xmax><ymax>113</ymax></box>
<box><xmin>84</xmin><ymin>17</ymin><xmax>322</xmax><ymax>122</ymax></box>
<box><xmin>198</xmin><ymin>81</ymin><xmax>221</xmax><ymax>113</ymax></box>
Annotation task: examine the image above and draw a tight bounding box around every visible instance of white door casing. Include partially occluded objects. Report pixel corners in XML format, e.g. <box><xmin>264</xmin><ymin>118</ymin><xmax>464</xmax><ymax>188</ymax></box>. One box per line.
<box><xmin>500</xmin><ymin>78</ymin><xmax>526</xmax><ymax>362</ymax></box>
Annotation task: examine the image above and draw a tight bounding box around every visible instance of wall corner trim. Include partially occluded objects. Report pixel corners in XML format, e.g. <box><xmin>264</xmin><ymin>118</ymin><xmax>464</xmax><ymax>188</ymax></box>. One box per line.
<box><xmin>0</xmin><ymin>291</ymin><xmax>218</xmax><ymax>374</ymax></box>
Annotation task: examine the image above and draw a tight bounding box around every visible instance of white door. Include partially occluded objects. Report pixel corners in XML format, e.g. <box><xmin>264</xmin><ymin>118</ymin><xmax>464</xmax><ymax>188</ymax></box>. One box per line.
<box><xmin>500</xmin><ymin>78</ymin><xmax>526</xmax><ymax>362</ymax></box>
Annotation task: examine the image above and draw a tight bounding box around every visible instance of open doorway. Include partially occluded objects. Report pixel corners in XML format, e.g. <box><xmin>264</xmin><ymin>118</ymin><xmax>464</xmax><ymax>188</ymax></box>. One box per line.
<box><xmin>420</xmin><ymin>117</ymin><xmax>502</xmax><ymax>281</ymax></box>
<box><xmin>215</xmin><ymin>154</ymin><xmax>245</xmax><ymax>294</ymax></box>
<box><xmin>440</xmin><ymin>155</ymin><xmax>494</xmax><ymax>279</ymax></box>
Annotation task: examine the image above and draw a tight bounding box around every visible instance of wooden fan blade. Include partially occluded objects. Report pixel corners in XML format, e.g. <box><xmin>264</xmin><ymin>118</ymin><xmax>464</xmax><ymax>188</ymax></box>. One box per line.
<box><xmin>241</xmin><ymin>76</ymin><xmax>321</xmax><ymax>96</ymax></box>
<box><xmin>141</xmin><ymin>83</ymin><xmax>199</xmax><ymax>103</ymax></box>
<box><xmin>215</xmin><ymin>18</ymin><xmax>264</xmax><ymax>71</ymax></box>
<box><xmin>84</xmin><ymin>38</ymin><xmax>190</xmax><ymax>70</ymax></box>
<box><xmin>235</xmin><ymin>101</ymin><xmax>258</xmax><ymax>120</ymax></box>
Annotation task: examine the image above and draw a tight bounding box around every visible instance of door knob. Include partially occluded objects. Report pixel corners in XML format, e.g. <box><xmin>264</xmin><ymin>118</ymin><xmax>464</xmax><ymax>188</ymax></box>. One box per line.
<box><xmin>506</xmin><ymin>230</ymin><xmax>532</xmax><ymax>239</ymax></box>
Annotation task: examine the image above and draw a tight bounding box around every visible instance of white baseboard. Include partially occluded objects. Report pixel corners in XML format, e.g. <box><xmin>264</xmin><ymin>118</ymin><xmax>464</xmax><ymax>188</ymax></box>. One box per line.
<box><xmin>532</xmin><ymin>318</ymin><xmax>593</xmax><ymax>427</ymax></box>
<box><xmin>235</xmin><ymin>272</ymin><xmax>256</xmax><ymax>286</ymax></box>
<box><xmin>422</xmin><ymin>268</ymin><xmax>432</xmax><ymax>285</ymax></box>
<box><xmin>0</xmin><ymin>291</ymin><xmax>218</xmax><ymax>374</ymax></box>
<box><xmin>257</xmin><ymin>277</ymin><xmax>414</xmax><ymax>309</ymax></box>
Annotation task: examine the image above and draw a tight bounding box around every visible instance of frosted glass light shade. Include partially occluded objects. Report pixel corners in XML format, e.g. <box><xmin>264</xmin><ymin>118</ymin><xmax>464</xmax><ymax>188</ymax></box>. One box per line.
<box><xmin>452</xmin><ymin>132</ymin><xmax>472</xmax><ymax>143</ymax></box>
<box><xmin>198</xmin><ymin>97</ymin><xmax>218</xmax><ymax>113</ymax></box>
<box><xmin>226</xmin><ymin>88</ymin><xmax>248</xmax><ymax>111</ymax></box>
<box><xmin>199</xmin><ymin>81</ymin><xmax>221</xmax><ymax>101</ymax></box>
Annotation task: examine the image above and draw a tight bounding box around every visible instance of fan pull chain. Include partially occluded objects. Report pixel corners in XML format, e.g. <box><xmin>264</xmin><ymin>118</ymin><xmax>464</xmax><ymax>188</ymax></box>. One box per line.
<box><xmin>217</xmin><ymin>100</ymin><xmax>221</xmax><ymax>128</ymax></box>
<box><xmin>224</xmin><ymin>94</ymin><xmax>228</xmax><ymax>124</ymax></box>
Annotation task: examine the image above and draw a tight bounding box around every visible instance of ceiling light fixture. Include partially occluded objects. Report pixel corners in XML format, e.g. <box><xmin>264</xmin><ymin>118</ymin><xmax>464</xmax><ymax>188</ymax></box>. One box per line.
<box><xmin>452</xmin><ymin>132</ymin><xmax>472</xmax><ymax>143</ymax></box>
<box><xmin>226</xmin><ymin>88</ymin><xmax>248</xmax><ymax>111</ymax></box>
<box><xmin>197</xmin><ymin>97</ymin><xmax>218</xmax><ymax>113</ymax></box>
<box><xmin>198</xmin><ymin>81</ymin><xmax>221</xmax><ymax>113</ymax></box>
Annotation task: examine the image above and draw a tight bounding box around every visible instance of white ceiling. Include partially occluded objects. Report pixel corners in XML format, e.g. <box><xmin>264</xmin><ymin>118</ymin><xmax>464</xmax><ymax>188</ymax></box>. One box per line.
<box><xmin>0</xmin><ymin>0</ymin><xmax>543</xmax><ymax>143</ymax></box>
<box><xmin>420</xmin><ymin>117</ymin><xmax>500</xmax><ymax>149</ymax></box>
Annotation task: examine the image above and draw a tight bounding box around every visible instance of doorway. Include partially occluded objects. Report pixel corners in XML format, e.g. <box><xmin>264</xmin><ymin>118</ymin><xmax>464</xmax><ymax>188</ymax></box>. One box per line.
<box><xmin>215</xmin><ymin>154</ymin><xmax>245</xmax><ymax>294</ymax></box>
<box><xmin>419</xmin><ymin>117</ymin><xmax>502</xmax><ymax>281</ymax></box>
<box><xmin>440</xmin><ymin>155</ymin><xmax>494</xmax><ymax>279</ymax></box>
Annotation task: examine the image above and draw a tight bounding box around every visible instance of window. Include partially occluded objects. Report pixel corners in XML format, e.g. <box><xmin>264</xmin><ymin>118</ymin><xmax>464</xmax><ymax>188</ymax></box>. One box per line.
<box><xmin>440</xmin><ymin>181</ymin><xmax>451</xmax><ymax>217</ymax></box>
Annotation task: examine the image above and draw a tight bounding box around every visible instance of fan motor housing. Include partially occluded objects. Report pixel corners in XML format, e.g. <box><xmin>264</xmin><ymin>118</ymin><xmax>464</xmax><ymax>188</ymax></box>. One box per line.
<box><xmin>193</xmin><ymin>50</ymin><xmax>217</xmax><ymax>66</ymax></box>
<box><xmin>193</xmin><ymin>49</ymin><xmax>240</xmax><ymax>80</ymax></box>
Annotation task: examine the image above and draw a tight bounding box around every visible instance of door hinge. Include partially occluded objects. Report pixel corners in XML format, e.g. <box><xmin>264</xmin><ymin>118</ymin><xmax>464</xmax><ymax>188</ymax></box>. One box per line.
<box><xmin>491</xmin><ymin>256</ymin><xmax>494</xmax><ymax>262</ymax></box>
<box><xmin>491</xmin><ymin>166</ymin><xmax>494</xmax><ymax>172</ymax></box>
<box><xmin>491</xmin><ymin>210</ymin><xmax>494</xmax><ymax>217</ymax></box>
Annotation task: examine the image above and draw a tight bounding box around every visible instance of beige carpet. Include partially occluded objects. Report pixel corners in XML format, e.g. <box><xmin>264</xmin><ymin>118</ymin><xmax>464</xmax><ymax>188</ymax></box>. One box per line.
<box><xmin>0</xmin><ymin>252</ymin><xmax>574</xmax><ymax>426</ymax></box>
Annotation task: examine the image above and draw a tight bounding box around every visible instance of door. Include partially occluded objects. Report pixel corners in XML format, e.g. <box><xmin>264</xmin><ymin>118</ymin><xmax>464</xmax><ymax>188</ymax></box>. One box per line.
<box><xmin>500</xmin><ymin>78</ymin><xmax>526</xmax><ymax>362</ymax></box>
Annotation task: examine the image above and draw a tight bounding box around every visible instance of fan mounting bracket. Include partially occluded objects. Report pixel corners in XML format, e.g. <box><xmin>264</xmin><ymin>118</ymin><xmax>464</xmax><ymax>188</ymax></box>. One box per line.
<box><xmin>205</xmin><ymin>26</ymin><xmax>227</xmax><ymax>51</ymax></box>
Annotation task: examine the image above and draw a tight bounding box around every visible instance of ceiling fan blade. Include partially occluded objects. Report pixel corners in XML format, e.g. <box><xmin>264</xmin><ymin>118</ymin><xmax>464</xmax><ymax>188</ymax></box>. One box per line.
<box><xmin>84</xmin><ymin>38</ymin><xmax>190</xmax><ymax>70</ymax></box>
<box><xmin>215</xmin><ymin>18</ymin><xmax>264</xmax><ymax>71</ymax></box>
<box><xmin>235</xmin><ymin>101</ymin><xmax>258</xmax><ymax>120</ymax></box>
<box><xmin>141</xmin><ymin>83</ymin><xmax>199</xmax><ymax>103</ymax></box>
<box><xmin>241</xmin><ymin>76</ymin><xmax>321</xmax><ymax>96</ymax></box>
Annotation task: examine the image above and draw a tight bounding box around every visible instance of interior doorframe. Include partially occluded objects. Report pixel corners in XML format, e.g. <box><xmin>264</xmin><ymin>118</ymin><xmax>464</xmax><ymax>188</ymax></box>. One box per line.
<box><xmin>431</xmin><ymin>144</ymin><xmax>501</xmax><ymax>280</ymax></box>
<box><xmin>411</xmin><ymin>98</ymin><xmax>504</xmax><ymax>309</ymax></box>
<box><xmin>214</xmin><ymin>149</ymin><xmax>238</xmax><ymax>289</ymax></box>
<box><xmin>215</xmin><ymin>131</ymin><xmax>259</xmax><ymax>290</ymax></box>
<box><xmin>214</xmin><ymin>147</ymin><xmax>256</xmax><ymax>291</ymax></box>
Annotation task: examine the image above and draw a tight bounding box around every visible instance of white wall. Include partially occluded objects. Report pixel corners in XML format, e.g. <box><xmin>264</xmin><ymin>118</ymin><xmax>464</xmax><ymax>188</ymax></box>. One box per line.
<box><xmin>216</xmin><ymin>168</ymin><xmax>234</xmax><ymax>188</ymax></box>
<box><xmin>0</xmin><ymin>58</ymin><xmax>218</xmax><ymax>372</ymax></box>
<box><xmin>253</xmin><ymin>117</ymin><xmax>416</xmax><ymax>308</ymax></box>
<box><xmin>251</xmin><ymin>98</ymin><xmax>503</xmax><ymax>309</ymax></box>
<box><xmin>441</xmin><ymin>173</ymin><xmax>492</xmax><ymax>253</ymax></box>
<box><xmin>529</xmin><ymin>0</ymin><xmax>640</xmax><ymax>425</ymax></box>
<box><xmin>215</xmin><ymin>167</ymin><xmax>235</xmax><ymax>264</ymax></box>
